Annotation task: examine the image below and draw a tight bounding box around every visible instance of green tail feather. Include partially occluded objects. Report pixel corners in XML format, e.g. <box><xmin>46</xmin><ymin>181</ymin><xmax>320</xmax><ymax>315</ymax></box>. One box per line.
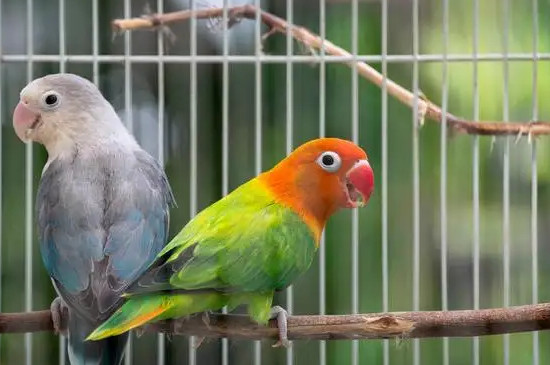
<box><xmin>86</xmin><ymin>295</ymin><xmax>170</xmax><ymax>341</ymax></box>
<box><xmin>87</xmin><ymin>292</ymin><xmax>227</xmax><ymax>341</ymax></box>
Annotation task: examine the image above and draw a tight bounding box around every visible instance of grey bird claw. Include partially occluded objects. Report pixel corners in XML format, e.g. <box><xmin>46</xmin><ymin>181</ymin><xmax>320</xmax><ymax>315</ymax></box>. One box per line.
<box><xmin>270</xmin><ymin>306</ymin><xmax>291</xmax><ymax>348</ymax></box>
<box><xmin>50</xmin><ymin>297</ymin><xmax>69</xmax><ymax>336</ymax></box>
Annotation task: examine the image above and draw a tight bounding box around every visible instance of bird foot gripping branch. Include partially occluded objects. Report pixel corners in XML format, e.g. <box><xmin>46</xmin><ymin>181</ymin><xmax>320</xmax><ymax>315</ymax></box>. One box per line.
<box><xmin>270</xmin><ymin>306</ymin><xmax>290</xmax><ymax>348</ymax></box>
<box><xmin>50</xmin><ymin>297</ymin><xmax>69</xmax><ymax>336</ymax></box>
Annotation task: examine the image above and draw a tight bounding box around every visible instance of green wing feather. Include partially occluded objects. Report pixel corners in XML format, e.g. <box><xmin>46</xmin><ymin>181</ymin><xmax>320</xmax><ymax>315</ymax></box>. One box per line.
<box><xmin>87</xmin><ymin>179</ymin><xmax>317</xmax><ymax>340</ymax></box>
<box><xmin>129</xmin><ymin>178</ymin><xmax>317</xmax><ymax>293</ymax></box>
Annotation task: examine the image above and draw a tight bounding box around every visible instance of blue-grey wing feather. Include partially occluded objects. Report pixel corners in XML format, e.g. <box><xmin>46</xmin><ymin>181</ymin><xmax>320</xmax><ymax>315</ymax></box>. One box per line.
<box><xmin>37</xmin><ymin>148</ymin><xmax>174</xmax><ymax>322</ymax></box>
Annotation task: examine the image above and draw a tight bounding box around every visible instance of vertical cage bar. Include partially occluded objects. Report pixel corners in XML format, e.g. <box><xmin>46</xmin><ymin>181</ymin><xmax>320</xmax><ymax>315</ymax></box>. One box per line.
<box><xmin>530</xmin><ymin>0</ymin><xmax>539</xmax><ymax>363</ymax></box>
<box><xmin>123</xmin><ymin>0</ymin><xmax>133</xmax><ymax>363</ymax></box>
<box><xmin>58</xmin><ymin>0</ymin><xmax>67</xmax><ymax>362</ymax></box>
<box><xmin>381</xmin><ymin>0</ymin><xmax>389</xmax><ymax>363</ymax></box>
<box><xmin>0</xmin><ymin>0</ymin><xmax>3</xmax><ymax>361</ymax></box>
<box><xmin>253</xmin><ymin>2</ymin><xmax>263</xmax><ymax>364</ymax></box>
<box><xmin>156</xmin><ymin>0</ymin><xmax>166</xmax><ymax>363</ymax></box>
<box><xmin>221</xmin><ymin>3</ymin><xmax>229</xmax><ymax>221</ymax></box>
<box><xmin>502</xmin><ymin>0</ymin><xmax>510</xmax><ymax>363</ymax></box>
<box><xmin>189</xmin><ymin>0</ymin><xmax>198</xmax><ymax>363</ymax></box>
<box><xmin>285</xmin><ymin>0</ymin><xmax>293</xmax><ymax>363</ymax></box>
<box><xmin>59</xmin><ymin>0</ymin><xmax>65</xmax><ymax>73</ymax></box>
<box><xmin>123</xmin><ymin>0</ymin><xmax>133</xmax><ymax>132</ymax></box>
<box><xmin>350</xmin><ymin>0</ymin><xmax>359</xmax><ymax>364</ymax></box>
<box><xmin>92</xmin><ymin>0</ymin><xmax>99</xmax><ymax>86</ymax></box>
<box><xmin>440</xmin><ymin>0</ymin><xmax>449</xmax><ymax>364</ymax></box>
<box><xmin>221</xmin><ymin>1</ymin><xmax>230</xmax><ymax>364</ymax></box>
<box><xmin>318</xmin><ymin>0</ymin><xmax>327</xmax><ymax>363</ymax></box>
<box><xmin>471</xmin><ymin>0</ymin><xmax>480</xmax><ymax>364</ymax></box>
<box><xmin>24</xmin><ymin>0</ymin><xmax>34</xmax><ymax>363</ymax></box>
<box><xmin>411</xmin><ymin>0</ymin><xmax>420</xmax><ymax>364</ymax></box>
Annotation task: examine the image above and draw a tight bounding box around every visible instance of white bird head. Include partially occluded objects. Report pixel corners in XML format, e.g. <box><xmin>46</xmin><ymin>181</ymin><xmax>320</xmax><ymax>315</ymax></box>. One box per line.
<box><xmin>12</xmin><ymin>73</ymin><xmax>135</xmax><ymax>156</ymax></box>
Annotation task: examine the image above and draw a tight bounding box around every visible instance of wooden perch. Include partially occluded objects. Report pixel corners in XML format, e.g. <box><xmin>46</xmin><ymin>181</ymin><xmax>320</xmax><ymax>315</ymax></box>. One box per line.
<box><xmin>111</xmin><ymin>5</ymin><xmax>550</xmax><ymax>137</ymax></box>
<box><xmin>2</xmin><ymin>303</ymin><xmax>550</xmax><ymax>340</ymax></box>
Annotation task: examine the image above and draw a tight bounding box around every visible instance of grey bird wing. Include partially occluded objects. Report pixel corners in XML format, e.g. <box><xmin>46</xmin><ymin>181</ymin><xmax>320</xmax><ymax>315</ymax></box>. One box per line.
<box><xmin>37</xmin><ymin>149</ymin><xmax>174</xmax><ymax>322</ymax></box>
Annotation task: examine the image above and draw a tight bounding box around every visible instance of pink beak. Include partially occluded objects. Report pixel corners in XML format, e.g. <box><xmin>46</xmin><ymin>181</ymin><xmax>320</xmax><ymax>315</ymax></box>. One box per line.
<box><xmin>13</xmin><ymin>101</ymin><xmax>39</xmax><ymax>142</ymax></box>
<box><xmin>346</xmin><ymin>159</ymin><xmax>374</xmax><ymax>207</ymax></box>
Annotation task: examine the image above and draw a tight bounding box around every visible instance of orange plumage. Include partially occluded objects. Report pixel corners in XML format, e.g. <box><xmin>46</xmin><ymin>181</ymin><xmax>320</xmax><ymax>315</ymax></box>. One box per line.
<box><xmin>258</xmin><ymin>138</ymin><xmax>373</xmax><ymax>243</ymax></box>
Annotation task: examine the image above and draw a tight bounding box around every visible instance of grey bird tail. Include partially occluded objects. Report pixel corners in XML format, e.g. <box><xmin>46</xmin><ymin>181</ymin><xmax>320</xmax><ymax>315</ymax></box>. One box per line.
<box><xmin>67</xmin><ymin>310</ymin><xmax>129</xmax><ymax>365</ymax></box>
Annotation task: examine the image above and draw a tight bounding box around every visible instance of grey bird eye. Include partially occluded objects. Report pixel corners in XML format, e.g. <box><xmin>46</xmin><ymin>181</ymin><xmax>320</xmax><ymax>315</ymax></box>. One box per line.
<box><xmin>42</xmin><ymin>91</ymin><xmax>60</xmax><ymax>108</ymax></box>
<box><xmin>316</xmin><ymin>151</ymin><xmax>342</xmax><ymax>173</ymax></box>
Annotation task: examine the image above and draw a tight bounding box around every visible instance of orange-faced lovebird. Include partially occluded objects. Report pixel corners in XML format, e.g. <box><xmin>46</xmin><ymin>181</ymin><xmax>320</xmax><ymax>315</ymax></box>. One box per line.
<box><xmin>13</xmin><ymin>74</ymin><xmax>175</xmax><ymax>364</ymax></box>
<box><xmin>87</xmin><ymin>138</ymin><xmax>374</xmax><ymax>347</ymax></box>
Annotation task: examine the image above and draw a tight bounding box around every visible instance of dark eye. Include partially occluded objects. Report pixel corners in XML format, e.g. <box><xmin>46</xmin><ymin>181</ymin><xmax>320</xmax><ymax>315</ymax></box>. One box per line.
<box><xmin>42</xmin><ymin>91</ymin><xmax>60</xmax><ymax>108</ymax></box>
<box><xmin>45</xmin><ymin>94</ymin><xmax>57</xmax><ymax>105</ymax></box>
<box><xmin>322</xmin><ymin>154</ymin><xmax>334</xmax><ymax>166</ymax></box>
<box><xmin>316</xmin><ymin>151</ymin><xmax>342</xmax><ymax>173</ymax></box>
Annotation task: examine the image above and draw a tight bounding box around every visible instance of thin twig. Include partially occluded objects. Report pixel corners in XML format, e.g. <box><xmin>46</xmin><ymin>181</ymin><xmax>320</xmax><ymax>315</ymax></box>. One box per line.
<box><xmin>111</xmin><ymin>5</ymin><xmax>550</xmax><ymax>137</ymax></box>
<box><xmin>3</xmin><ymin>303</ymin><xmax>550</xmax><ymax>340</ymax></box>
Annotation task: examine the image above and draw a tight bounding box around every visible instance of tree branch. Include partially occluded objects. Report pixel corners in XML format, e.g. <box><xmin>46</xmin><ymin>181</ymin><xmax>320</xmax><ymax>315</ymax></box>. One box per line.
<box><xmin>3</xmin><ymin>303</ymin><xmax>550</xmax><ymax>341</ymax></box>
<box><xmin>111</xmin><ymin>5</ymin><xmax>550</xmax><ymax>137</ymax></box>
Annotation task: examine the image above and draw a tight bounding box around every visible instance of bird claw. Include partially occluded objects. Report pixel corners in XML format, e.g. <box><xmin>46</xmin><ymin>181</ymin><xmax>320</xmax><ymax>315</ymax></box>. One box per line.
<box><xmin>50</xmin><ymin>297</ymin><xmax>69</xmax><ymax>336</ymax></box>
<box><xmin>270</xmin><ymin>306</ymin><xmax>291</xmax><ymax>348</ymax></box>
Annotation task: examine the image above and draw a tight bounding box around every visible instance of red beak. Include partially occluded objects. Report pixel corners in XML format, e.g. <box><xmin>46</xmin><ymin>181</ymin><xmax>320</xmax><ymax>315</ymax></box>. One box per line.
<box><xmin>345</xmin><ymin>159</ymin><xmax>374</xmax><ymax>207</ymax></box>
<box><xmin>13</xmin><ymin>100</ymin><xmax>40</xmax><ymax>142</ymax></box>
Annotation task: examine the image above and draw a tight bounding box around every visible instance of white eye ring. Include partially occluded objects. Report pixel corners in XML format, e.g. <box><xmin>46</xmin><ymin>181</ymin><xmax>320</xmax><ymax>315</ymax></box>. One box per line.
<box><xmin>316</xmin><ymin>151</ymin><xmax>342</xmax><ymax>173</ymax></box>
<box><xmin>41</xmin><ymin>91</ymin><xmax>61</xmax><ymax>109</ymax></box>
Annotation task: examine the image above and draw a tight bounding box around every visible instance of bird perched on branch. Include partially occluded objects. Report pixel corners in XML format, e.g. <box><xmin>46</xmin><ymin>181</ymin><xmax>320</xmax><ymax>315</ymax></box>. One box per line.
<box><xmin>12</xmin><ymin>73</ymin><xmax>175</xmax><ymax>364</ymax></box>
<box><xmin>87</xmin><ymin>137</ymin><xmax>374</xmax><ymax>347</ymax></box>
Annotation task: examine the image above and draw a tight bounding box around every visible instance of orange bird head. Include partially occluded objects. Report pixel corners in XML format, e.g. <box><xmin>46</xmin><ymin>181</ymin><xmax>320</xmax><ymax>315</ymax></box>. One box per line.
<box><xmin>259</xmin><ymin>138</ymin><xmax>374</xmax><ymax>241</ymax></box>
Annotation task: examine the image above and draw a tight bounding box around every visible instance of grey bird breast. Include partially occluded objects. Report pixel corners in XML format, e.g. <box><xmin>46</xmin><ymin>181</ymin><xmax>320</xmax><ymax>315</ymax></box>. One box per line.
<box><xmin>37</xmin><ymin>147</ymin><xmax>174</xmax><ymax>323</ymax></box>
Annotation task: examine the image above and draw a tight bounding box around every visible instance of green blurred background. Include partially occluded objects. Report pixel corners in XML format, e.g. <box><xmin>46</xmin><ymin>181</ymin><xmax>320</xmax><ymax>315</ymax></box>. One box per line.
<box><xmin>1</xmin><ymin>0</ymin><xmax>550</xmax><ymax>364</ymax></box>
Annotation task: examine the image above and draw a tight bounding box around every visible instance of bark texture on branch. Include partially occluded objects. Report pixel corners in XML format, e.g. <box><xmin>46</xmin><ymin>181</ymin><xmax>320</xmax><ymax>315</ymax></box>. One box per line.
<box><xmin>111</xmin><ymin>5</ymin><xmax>550</xmax><ymax>137</ymax></box>
<box><xmin>2</xmin><ymin>303</ymin><xmax>550</xmax><ymax>341</ymax></box>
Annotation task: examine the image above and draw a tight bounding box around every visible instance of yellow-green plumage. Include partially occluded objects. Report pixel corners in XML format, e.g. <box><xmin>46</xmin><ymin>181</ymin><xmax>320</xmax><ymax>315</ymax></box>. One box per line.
<box><xmin>87</xmin><ymin>178</ymin><xmax>317</xmax><ymax>340</ymax></box>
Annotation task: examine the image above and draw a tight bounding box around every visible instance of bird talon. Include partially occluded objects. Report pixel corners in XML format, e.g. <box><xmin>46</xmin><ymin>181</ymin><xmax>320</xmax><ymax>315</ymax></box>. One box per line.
<box><xmin>270</xmin><ymin>306</ymin><xmax>291</xmax><ymax>348</ymax></box>
<box><xmin>50</xmin><ymin>297</ymin><xmax>69</xmax><ymax>336</ymax></box>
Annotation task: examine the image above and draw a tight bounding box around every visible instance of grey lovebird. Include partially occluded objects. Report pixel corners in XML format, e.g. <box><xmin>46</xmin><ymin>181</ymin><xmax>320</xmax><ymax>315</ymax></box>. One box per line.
<box><xmin>13</xmin><ymin>74</ymin><xmax>175</xmax><ymax>365</ymax></box>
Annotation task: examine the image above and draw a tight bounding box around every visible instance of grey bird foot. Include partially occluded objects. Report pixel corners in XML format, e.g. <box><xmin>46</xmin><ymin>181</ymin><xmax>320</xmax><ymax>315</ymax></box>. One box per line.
<box><xmin>50</xmin><ymin>297</ymin><xmax>69</xmax><ymax>336</ymax></box>
<box><xmin>270</xmin><ymin>306</ymin><xmax>291</xmax><ymax>348</ymax></box>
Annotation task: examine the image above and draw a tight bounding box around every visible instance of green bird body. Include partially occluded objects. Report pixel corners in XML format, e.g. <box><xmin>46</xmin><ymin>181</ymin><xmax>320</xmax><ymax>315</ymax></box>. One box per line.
<box><xmin>87</xmin><ymin>138</ymin><xmax>374</xmax><ymax>342</ymax></box>
<box><xmin>88</xmin><ymin>179</ymin><xmax>316</xmax><ymax>339</ymax></box>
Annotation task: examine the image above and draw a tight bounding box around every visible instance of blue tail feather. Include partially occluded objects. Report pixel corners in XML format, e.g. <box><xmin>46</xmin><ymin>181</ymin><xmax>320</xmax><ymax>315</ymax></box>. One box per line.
<box><xmin>67</xmin><ymin>310</ymin><xmax>128</xmax><ymax>365</ymax></box>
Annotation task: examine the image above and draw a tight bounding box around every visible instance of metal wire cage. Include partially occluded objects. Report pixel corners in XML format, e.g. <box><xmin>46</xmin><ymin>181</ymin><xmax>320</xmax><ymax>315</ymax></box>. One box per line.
<box><xmin>1</xmin><ymin>0</ymin><xmax>549</xmax><ymax>364</ymax></box>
